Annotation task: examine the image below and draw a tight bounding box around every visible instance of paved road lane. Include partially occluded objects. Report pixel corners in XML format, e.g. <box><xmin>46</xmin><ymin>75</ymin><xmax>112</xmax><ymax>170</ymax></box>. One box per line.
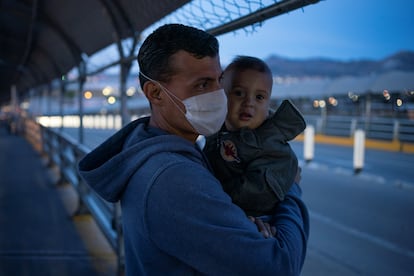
<box><xmin>301</xmin><ymin>165</ymin><xmax>414</xmax><ymax>276</ymax></box>
<box><xmin>290</xmin><ymin>141</ymin><xmax>414</xmax><ymax>187</ymax></box>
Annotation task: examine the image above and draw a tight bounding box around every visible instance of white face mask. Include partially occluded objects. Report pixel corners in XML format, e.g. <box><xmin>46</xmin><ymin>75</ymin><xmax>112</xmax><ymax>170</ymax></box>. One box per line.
<box><xmin>140</xmin><ymin>72</ymin><xmax>227</xmax><ymax>136</ymax></box>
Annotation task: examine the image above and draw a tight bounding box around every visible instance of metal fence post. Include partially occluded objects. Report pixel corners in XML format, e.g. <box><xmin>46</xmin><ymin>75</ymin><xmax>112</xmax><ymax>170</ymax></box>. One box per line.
<box><xmin>304</xmin><ymin>125</ymin><xmax>315</xmax><ymax>163</ymax></box>
<box><xmin>353</xmin><ymin>129</ymin><xmax>365</xmax><ymax>173</ymax></box>
<box><xmin>393</xmin><ymin>120</ymin><xmax>400</xmax><ymax>141</ymax></box>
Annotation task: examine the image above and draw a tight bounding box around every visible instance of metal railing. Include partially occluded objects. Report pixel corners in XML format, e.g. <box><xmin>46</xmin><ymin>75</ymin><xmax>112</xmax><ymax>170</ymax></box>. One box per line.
<box><xmin>24</xmin><ymin>118</ymin><xmax>125</xmax><ymax>275</ymax></box>
<box><xmin>305</xmin><ymin>115</ymin><xmax>414</xmax><ymax>143</ymax></box>
<box><xmin>21</xmin><ymin>114</ymin><xmax>414</xmax><ymax>275</ymax></box>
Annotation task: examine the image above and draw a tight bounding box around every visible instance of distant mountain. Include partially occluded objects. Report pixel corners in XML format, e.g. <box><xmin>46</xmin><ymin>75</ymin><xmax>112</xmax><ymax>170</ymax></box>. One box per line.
<box><xmin>265</xmin><ymin>51</ymin><xmax>414</xmax><ymax>78</ymax></box>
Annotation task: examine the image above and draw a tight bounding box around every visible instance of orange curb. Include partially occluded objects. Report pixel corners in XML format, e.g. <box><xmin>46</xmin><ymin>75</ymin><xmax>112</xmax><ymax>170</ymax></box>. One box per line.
<box><xmin>295</xmin><ymin>134</ymin><xmax>414</xmax><ymax>154</ymax></box>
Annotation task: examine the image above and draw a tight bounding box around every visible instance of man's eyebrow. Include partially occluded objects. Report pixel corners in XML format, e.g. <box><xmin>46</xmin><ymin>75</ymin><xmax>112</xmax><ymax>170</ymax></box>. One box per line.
<box><xmin>195</xmin><ymin>74</ymin><xmax>223</xmax><ymax>82</ymax></box>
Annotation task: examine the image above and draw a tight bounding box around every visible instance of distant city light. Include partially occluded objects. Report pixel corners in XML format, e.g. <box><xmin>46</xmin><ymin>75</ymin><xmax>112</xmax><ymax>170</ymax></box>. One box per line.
<box><xmin>84</xmin><ymin>91</ymin><xmax>93</xmax><ymax>99</ymax></box>
<box><xmin>319</xmin><ymin>100</ymin><xmax>326</xmax><ymax>108</ymax></box>
<box><xmin>20</xmin><ymin>101</ymin><xmax>29</xmax><ymax>109</ymax></box>
<box><xmin>396</xmin><ymin>98</ymin><xmax>403</xmax><ymax>107</ymax></box>
<box><xmin>348</xmin><ymin>91</ymin><xmax>359</xmax><ymax>102</ymax></box>
<box><xmin>102</xmin><ymin>86</ymin><xmax>113</xmax><ymax>96</ymax></box>
<box><xmin>383</xmin><ymin>89</ymin><xmax>391</xmax><ymax>101</ymax></box>
<box><xmin>312</xmin><ymin>99</ymin><xmax>328</xmax><ymax>108</ymax></box>
<box><xmin>126</xmin><ymin>87</ymin><xmax>136</xmax><ymax>96</ymax></box>
<box><xmin>107</xmin><ymin>96</ymin><xmax>116</xmax><ymax>104</ymax></box>
<box><xmin>328</xmin><ymin>96</ymin><xmax>338</xmax><ymax>106</ymax></box>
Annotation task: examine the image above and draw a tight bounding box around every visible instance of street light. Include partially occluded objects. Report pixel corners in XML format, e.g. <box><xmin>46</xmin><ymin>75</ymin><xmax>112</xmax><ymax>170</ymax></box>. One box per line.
<box><xmin>84</xmin><ymin>91</ymin><xmax>93</xmax><ymax>100</ymax></box>
<box><xmin>107</xmin><ymin>96</ymin><xmax>116</xmax><ymax>104</ymax></box>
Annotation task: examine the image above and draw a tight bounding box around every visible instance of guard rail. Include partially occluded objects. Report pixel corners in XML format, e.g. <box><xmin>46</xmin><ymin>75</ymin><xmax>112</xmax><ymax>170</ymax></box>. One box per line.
<box><xmin>21</xmin><ymin>114</ymin><xmax>414</xmax><ymax>276</ymax></box>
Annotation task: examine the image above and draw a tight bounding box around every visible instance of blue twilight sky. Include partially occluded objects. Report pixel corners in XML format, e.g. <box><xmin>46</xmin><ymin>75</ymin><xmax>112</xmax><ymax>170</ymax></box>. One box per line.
<box><xmin>217</xmin><ymin>0</ymin><xmax>414</xmax><ymax>65</ymax></box>
<box><xmin>88</xmin><ymin>0</ymin><xmax>414</xmax><ymax>73</ymax></box>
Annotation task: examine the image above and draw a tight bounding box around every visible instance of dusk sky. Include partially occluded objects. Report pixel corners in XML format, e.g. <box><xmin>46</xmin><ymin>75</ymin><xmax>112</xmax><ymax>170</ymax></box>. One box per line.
<box><xmin>217</xmin><ymin>0</ymin><xmax>414</xmax><ymax>65</ymax></box>
<box><xmin>89</xmin><ymin>0</ymin><xmax>414</xmax><ymax>73</ymax></box>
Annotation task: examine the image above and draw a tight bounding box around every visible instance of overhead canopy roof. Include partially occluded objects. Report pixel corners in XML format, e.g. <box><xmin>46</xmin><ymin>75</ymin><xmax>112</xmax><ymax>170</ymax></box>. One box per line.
<box><xmin>1</xmin><ymin>0</ymin><xmax>323</xmax><ymax>107</ymax></box>
<box><xmin>0</xmin><ymin>0</ymin><xmax>190</xmax><ymax>105</ymax></box>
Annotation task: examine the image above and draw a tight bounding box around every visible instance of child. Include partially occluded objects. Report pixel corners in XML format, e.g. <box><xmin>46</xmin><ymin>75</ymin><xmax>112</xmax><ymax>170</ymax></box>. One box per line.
<box><xmin>203</xmin><ymin>56</ymin><xmax>306</xmax><ymax>218</ymax></box>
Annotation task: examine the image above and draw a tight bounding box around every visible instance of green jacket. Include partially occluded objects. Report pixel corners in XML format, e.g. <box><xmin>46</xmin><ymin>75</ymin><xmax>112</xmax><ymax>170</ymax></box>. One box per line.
<box><xmin>204</xmin><ymin>100</ymin><xmax>306</xmax><ymax>217</ymax></box>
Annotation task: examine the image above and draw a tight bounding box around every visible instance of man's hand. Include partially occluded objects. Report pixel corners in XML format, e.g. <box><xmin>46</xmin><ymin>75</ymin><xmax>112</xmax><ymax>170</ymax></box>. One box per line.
<box><xmin>249</xmin><ymin>216</ymin><xmax>276</xmax><ymax>238</ymax></box>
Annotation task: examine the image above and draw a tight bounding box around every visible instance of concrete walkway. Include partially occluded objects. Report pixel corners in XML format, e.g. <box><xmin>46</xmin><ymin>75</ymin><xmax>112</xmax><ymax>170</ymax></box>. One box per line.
<box><xmin>0</xmin><ymin>126</ymin><xmax>115</xmax><ymax>276</ymax></box>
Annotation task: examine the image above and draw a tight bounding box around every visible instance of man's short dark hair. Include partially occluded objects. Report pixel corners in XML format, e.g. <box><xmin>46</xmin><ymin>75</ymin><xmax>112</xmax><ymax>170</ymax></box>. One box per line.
<box><xmin>138</xmin><ymin>24</ymin><xmax>219</xmax><ymax>88</ymax></box>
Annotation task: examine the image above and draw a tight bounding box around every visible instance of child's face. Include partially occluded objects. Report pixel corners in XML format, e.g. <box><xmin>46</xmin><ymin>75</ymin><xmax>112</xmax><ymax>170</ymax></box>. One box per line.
<box><xmin>223</xmin><ymin>69</ymin><xmax>272</xmax><ymax>131</ymax></box>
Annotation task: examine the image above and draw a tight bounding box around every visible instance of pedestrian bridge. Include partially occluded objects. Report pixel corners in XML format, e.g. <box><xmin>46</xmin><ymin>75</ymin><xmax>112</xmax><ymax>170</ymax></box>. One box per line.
<box><xmin>1</xmin><ymin>116</ymin><xmax>414</xmax><ymax>275</ymax></box>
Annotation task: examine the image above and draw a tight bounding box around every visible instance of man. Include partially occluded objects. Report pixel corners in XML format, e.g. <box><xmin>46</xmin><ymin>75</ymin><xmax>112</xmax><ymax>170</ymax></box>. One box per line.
<box><xmin>78</xmin><ymin>24</ymin><xmax>309</xmax><ymax>275</ymax></box>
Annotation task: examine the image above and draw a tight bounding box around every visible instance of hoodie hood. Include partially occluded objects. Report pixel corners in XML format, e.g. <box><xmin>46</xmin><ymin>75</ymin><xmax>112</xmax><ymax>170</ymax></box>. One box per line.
<box><xmin>264</xmin><ymin>99</ymin><xmax>306</xmax><ymax>142</ymax></box>
<box><xmin>78</xmin><ymin>117</ymin><xmax>201</xmax><ymax>202</ymax></box>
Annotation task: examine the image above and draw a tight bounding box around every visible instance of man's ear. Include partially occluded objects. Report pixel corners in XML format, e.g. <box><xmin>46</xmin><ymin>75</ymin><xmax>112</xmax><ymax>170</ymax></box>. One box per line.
<box><xmin>142</xmin><ymin>81</ymin><xmax>162</xmax><ymax>105</ymax></box>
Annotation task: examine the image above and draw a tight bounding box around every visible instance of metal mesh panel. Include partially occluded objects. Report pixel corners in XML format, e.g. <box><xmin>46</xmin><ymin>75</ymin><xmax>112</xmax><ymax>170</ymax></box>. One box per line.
<box><xmin>145</xmin><ymin>0</ymin><xmax>282</xmax><ymax>35</ymax></box>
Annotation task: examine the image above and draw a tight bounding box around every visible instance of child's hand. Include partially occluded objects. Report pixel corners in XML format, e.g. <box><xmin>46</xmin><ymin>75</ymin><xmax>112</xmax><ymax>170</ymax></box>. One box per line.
<box><xmin>249</xmin><ymin>216</ymin><xmax>276</xmax><ymax>238</ymax></box>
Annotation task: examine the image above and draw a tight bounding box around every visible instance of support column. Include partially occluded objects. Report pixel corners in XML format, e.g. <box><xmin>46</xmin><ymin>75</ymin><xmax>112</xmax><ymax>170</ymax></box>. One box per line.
<box><xmin>78</xmin><ymin>62</ymin><xmax>86</xmax><ymax>144</ymax></box>
<box><xmin>59</xmin><ymin>77</ymin><xmax>66</xmax><ymax>130</ymax></box>
<box><xmin>120</xmin><ymin>62</ymin><xmax>132</xmax><ymax>126</ymax></box>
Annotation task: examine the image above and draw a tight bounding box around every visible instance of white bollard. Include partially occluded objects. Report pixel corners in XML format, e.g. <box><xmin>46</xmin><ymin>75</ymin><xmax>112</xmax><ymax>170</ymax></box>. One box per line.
<box><xmin>304</xmin><ymin>125</ymin><xmax>315</xmax><ymax>163</ymax></box>
<box><xmin>353</xmin><ymin>129</ymin><xmax>365</xmax><ymax>173</ymax></box>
